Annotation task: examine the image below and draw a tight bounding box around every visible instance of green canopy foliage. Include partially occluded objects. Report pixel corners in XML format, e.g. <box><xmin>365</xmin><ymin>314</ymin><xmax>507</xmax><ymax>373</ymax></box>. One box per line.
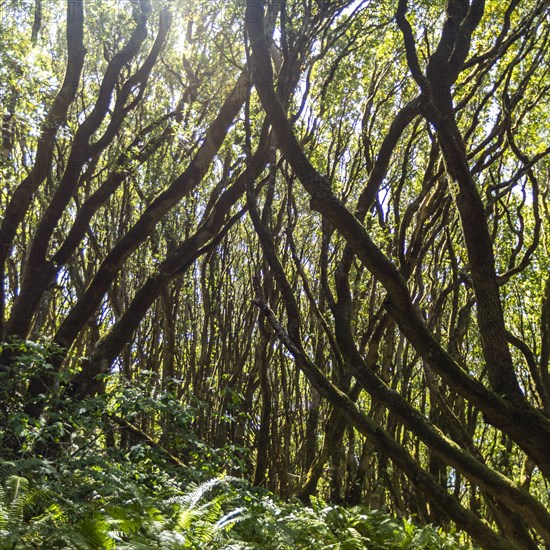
<box><xmin>1</xmin><ymin>0</ymin><xmax>550</xmax><ymax>547</ymax></box>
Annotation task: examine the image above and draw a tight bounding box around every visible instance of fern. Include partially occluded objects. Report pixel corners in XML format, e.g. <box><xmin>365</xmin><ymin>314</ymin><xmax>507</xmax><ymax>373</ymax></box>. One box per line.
<box><xmin>0</xmin><ymin>469</ymin><xmax>475</xmax><ymax>549</ymax></box>
<box><xmin>0</xmin><ymin>475</ymin><xmax>53</xmax><ymax>548</ymax></box>
<box><xmin>67</xmin><ymin>514</ymin><xmax>117</xmax><ymax>550</ymax></box>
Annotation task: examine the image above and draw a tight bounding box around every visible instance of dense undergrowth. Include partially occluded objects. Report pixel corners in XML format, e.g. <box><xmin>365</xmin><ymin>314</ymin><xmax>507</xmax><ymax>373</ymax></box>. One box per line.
<box><xmin>0</xmin><ymin>464</ymin><xmax>474</xmax><ymax>549</ymax></box>
<box><xmin>0</xmin><ymin>340</ymin><xmax>474</xmax><ymax>549</ymax></box>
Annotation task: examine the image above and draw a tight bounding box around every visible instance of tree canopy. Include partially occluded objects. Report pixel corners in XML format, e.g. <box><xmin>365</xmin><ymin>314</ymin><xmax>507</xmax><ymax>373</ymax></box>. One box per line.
<box><xmin>1</xmin><ymin>0</ymin><xmax>550</xmax><ymax>548</ymax></box>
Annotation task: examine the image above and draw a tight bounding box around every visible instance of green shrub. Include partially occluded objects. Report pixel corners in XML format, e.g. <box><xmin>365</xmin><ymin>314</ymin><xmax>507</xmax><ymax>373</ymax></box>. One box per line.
<box><xmin>0</xmin><ymin>341</ymin><xmax>475</xmax><ymax>549</ymax></box>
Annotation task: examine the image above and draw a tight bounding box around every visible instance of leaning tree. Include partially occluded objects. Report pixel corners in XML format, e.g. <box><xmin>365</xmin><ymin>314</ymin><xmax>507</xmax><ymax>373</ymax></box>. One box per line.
<box><xmin>1</xmin><ymin>0</ymin><xmax>550</xmax><ymax>547</ymax></box>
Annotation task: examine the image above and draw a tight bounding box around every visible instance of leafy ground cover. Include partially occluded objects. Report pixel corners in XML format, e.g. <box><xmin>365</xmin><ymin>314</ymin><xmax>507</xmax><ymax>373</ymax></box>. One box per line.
<box><xmin>0</xmin><ymin>342</ymin><xmax>474</xmax><ymax>549</ymax></box>
<box><xmin>0</xmin><ymin>463</ymin><xmax>473</xmax><ymax>549</ymax></box>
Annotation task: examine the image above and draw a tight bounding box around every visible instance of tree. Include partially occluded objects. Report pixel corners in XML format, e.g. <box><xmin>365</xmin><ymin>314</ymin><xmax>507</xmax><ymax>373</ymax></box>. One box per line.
<box><xmin>1</xmin><ymin>0</ymin><xmax>550</xmax><ymax>547</ymax></box>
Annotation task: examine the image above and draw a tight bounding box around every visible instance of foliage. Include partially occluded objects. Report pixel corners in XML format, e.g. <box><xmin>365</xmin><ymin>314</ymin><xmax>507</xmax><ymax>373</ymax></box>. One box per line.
<box><xmin>0</xmin><ymin>339</ymin><xmax>247</xmax><ymax>475</ymax></box>
<box><xmin>0</xmin><ymin>463</ymin><xmax>474</xmax><ymax>549</ymax></box>
<box><xmin>2</xmin><ymin>0</ymin><xmax>550</xmax><ymax>547</ymax></box>
<box><xmin>0</xmin><ymin>341</ymin><xmax>473</xmax><ymax>548</ymax></box>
